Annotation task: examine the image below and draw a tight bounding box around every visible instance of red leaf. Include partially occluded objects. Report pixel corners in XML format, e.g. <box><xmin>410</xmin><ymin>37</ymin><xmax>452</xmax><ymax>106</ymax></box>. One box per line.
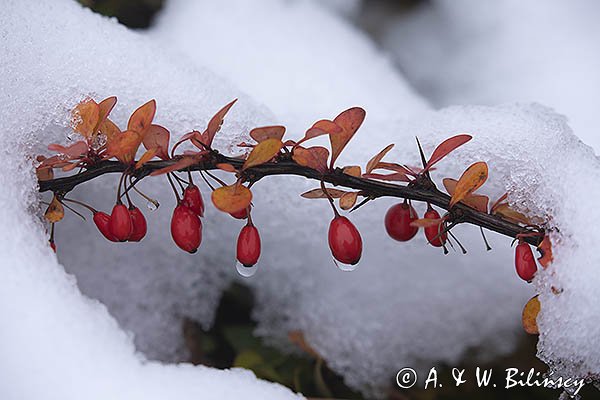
<box><xmin>330</xmin><ymin>107</ymin><xmax>366</xmax><ymax>168</ymax></box>
<box><xmin>96</xmin><ymin>96</ymin><xmax>117</xmax><ymax>128</ymax></box>
<box><xmin>425</xmin><ymin>134</ymin><xmax>472</xmax><ymax>171</ymax></box>
<box><xmin>297</xmin><ymin>119</ymin><xmax>342</xmax><ymax>147</ymax></box>
<box><xmin>48</xmin><ymin>141</ymin><xmax>88</xmax><ymax>158</ymax></box>
<box><xmin>366</xmin><ymin>144</ymin><xmax>394</xmax><ymax>174</ymax></box>
<box><xmin>250</xmin><ymin>125</ymin><xmax>286</xmax><ymax>142</ymax></box>
<box><xmin>142</xmin><ymin>124</ymin><xmax>170</xmax><ymax>160</ymax></box>
<box><xmin>150</xmin><ymin>155</ymin><xmax>200</xmax><ymax>176</ymax></box>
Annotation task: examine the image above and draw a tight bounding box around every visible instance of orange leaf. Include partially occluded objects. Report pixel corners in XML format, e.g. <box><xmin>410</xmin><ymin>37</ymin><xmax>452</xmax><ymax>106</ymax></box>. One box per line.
<box><xmin>250</xmin><ymin>125</ymin><xmax>286</xmax><ymax>143</ymax></box>
<box><xmin>204</xmin><ymin>99</ymin><xmax>237</xmax><ymax>147</ymax></box>
<box><xmin>45</xmin><ymin>196</ymin><xmax>64</xmax><ymax>223</ymax></box>
<box><xmin>150</xmin><ymin>155</ymin><xmax>200</xmax><ymax>176</ymax></box>
<box><xmin>211</xmin><ymin>183</ymin><xmax>252</xmax><ymax>213</ymax></box>
<box><xmin>449</xmin><ymin>162</ymin><xmax>488</xmax><ymax>208</ymax></box>
<box><xmin>216</xmin><ymin>163</ymin><xmax>237</xmax><ymax>173</ymax></box>
<box><xmin>127</xmin><ymin>99</ymin><xmax>156</xmax><ymax>134</ymax></box>
<box><xmin>106</xmin><ymin>130</ymin><xmax>144</xmax><ymax>164</ymax></box>
<box><xmin>135</xmin><ymin>148</ymin><xmax>158</xmax><ymax>169</ymax></box>
<box><xmin>425</xmin><ymin>134</ymin><xmax>472</xmax><ymax>171</ymax></box>
<box><xmin>410</xmin><ymin>218</ymin><xmax>443</xmax><ymax>228</ymax></box>
<box><xmin>366</xmin><ymin>144</ymin><xmax>394</xmax><ymax>174</ymax></box>
<box><xmin>492</xmin><ymin>203</ymin><xmax>531</xmax><ymax>224</ymax></box>
<box><xmin>301</xmin><ymin>188</ymin><xmax>346</xmax><ymax>199</ymax></box>
<box><xmin>98</xmin><ymin>118</ymin><xmax>121</xmax><ymax>141</ymax></box>
<box><xmin>35</xmin><ymin>157</ymin><xmax>54</xmax><ymax>181</ymax></box>
<box><xmin>71</xmin><ymin>99</ymin><xmax>100</xmax><ymax>138</ymax></box>
<box><xmin>96</xmin><ymin>96</ymin><xmax>117</xmax><ymax>129</ymax></box>
<box><xmin>292</xmin><ymin>146</ymin><xmax>329</xmax><ymax>173</ymax></box>
<box><xmin>537</xmin><ymin>236</ymin><xmax>553</xmax><ymax>268</ymax></box>
<box><xmin>142</xmin><ymin>124</ymin><xmax>170</xmax><ymax>160</ymax></box>
<box><xmin>443</xmin><ymin>178</ymin><xmax>489</xmax><ymax>212</ymax></box>
<box><xmin>298</xmin><ymin>119</ymin><xmax>342</xmax><ymax>146</ymax></box>
<box><xmin>522</xmin><ymin>295</ymin><xmax>540</xmax><ymax>335</ymax></box>
<box><xmin>362</xmin><ymin>172</ymin><xmax>410</xmax><ymax>182</ymax></box>
<box><xmin>339</xmin><ymin>191</ymin><xmax>359</xmax><ymax>210</ymax></box>
<box><xmin>342</xmin><ymin>165</ymin><xmax>361</xmax><ymax>177</ymax></box>
<box><xmin>329</xmin><ymin>107</ymin><xmax>366</xmax><ymax>168</ymax></box>
<box><xmin>243</xmin><ymin>138</ymin><xmax>283</xmax><ymax>170</ymax></box>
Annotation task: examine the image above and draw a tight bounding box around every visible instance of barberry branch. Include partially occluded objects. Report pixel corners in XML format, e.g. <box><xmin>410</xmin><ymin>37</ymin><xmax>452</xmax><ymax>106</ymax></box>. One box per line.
<box><xmin>38</xmin><ymin>152</ymin><xmax>543</xmax><ymax>248</ymax></box>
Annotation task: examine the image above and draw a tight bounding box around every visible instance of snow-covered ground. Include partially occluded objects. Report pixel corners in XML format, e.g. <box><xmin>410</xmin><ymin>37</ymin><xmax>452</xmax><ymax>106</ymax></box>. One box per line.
<box><xmin>1</xmin><ymin>0</ymin><xmax>599</xmax><ymax>398</ymax></box>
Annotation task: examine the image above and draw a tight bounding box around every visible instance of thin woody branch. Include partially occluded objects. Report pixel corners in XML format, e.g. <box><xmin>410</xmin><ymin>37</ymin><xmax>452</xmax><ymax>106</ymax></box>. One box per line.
<box><xmin>38</xmin><ymin>153</ymin><xmax>543</xmax><ymax>248</ymax></box>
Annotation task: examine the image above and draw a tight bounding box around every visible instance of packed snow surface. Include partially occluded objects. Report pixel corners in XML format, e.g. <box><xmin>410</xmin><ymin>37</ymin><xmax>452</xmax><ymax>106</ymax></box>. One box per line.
<box><xmin>0</xmin><ymin>0</ymin><xmax>599</xmax><ymax>398</ymax></box>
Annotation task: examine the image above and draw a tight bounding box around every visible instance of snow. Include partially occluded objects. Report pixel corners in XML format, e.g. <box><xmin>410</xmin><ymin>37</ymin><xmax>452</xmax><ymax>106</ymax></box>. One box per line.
<box><xmin>380</xmin><ymin>0</ymin><xmax>600</xmax><ymax>152</ymax></box>
<box><xmin>0</xmin><ymin>0</ymin><xmax>300</xmax><ymax>399</ymax></box>
<box><xmin>1</xmin><ymin>0</ymin><xmax>599</xmax><ymax>398</ymax></box>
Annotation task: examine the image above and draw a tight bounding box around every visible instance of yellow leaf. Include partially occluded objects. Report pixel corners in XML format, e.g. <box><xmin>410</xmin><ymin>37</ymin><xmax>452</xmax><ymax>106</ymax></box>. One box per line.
<box><xmin>443</xmin><ymin>178</ymin><xmax>489</xmax><ymax>212</ymax></box>
<box><xmin>492</xmin><ymin>203</ymin><xmax>531</xmax><ymax>225</ymax></box>
<box><xmin>45</xmin><ymin>196</ymin><xmax>64</xmax><ymax>223</ymax></box>
<box><xmin>250</xmin><ymin>125</ymin><xmax>286</xmax><ymax>142</ymax></box>
<box><xmin>72</xmin><ymin>99</ymin><xmax>100</xmax><ymax>138</ymax></box>
<box><xmin>211</xmin><ymin>184</ymin><xmax>253</xmax><ymax>213</ymax></box>
<box><xmin>242</xmin><ymin>138</ymin><xmax>283</xmax><ymax>170</ymax></box>
<box><xmin>135</xmin><ymin>148</ymin><xmax>157</xmax><ymax>169</ymax></box>
<box><xmin>342</xmin><ymin>165</ymin><xmax>361</xmax><ymax>177</ymax></box>
<box><xmin>339</xmin><ymin>191</ymin><xmax>359</xmax><ymax>210</ymax></box>
<box><xmin>522</xmin><ymin>295</ymin><xmax>540</xmax><ymax>335</ymax></box>
<box><xmin>449</xmin><ymin>162</ymin><xmax>488</xmax><ymax>208</ymax></box>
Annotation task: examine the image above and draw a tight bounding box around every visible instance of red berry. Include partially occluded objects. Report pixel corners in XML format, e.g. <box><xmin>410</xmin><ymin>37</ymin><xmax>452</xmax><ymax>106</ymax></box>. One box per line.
<box><xmin>328</xmin><ymin>216</ymin><xmax>362</xmax><ymax>265</ymax></box>
<box><xmin>515</xmin><ymin>241</ymin><xmax>537</xmax><ymax>281</ymax></box>
<box><xmin>171</xmin><ymin>204</ymin><xmax>202</xmax><ymax>253</ymax></box>
<box><xmin>93</xmin><ymin>211</ymin><xmax>118</xmax><ymax>242</ymax></box>
<box><xmin>385</xmin><ymin>202</ymin><xmax>418</xmax><ymax>242</ymax></box>
<box><xmin>109</xmin><ymin>204</ymin><xmax>133</xmax><ymax>242</ymax></box>
<box><xmin>128</xmin><ymin>207</ymin><xmax>147</xmax><ymax>242</ymax></box>
<box><xmin>230</xmin><ymin>207</ymin><xmax>249</xmax><ymax>219</ymax></box>
<box><xmin>49</xmin><ymin>241</ymin><xmax>56</xmax><ymax>252</ymax></box>
<box><xmin>236</xmin><ymin>224</ymin><xmax>261</xmax><ymax>267</ymax></box>
<box><xmin>182</xmin><ymin>184</ymin><xmax>204</xmax><ymax>217</ymax></box>
<box><xmin>424</xmin><ymin>209</ymin><xmax>446</xmax><ymax>247</ymax></box>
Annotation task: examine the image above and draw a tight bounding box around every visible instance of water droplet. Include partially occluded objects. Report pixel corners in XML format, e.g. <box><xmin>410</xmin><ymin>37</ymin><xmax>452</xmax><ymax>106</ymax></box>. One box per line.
<box><xmin>236</xmin><ymin>261</ymin><xmax>259</xmax><ymax>277</ymax></box>
<box><xmin>146</xmin><ymin>201</ymin><xmax>159</xmax><ymax>211</ymax></box>
<box><xmin>332</xmin><ymin>256</ymin><xmax>359</xmax><ymax>272</ymax></box>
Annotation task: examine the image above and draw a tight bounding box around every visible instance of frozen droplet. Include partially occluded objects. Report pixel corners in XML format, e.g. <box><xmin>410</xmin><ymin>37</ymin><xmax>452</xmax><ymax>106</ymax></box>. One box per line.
<box><xmin>332</xmin><ymin>256</ymin><xmax>359</xmax><ymax>272</ymax></box>
<box><xmin>146</xmin><ymin>201</ymin><xmax>159</xmax><ymax>211</ymax></box>
<box><xmin>236</xmin><ymin>261</ymin><xmax>258</xmax><ymax>277</ymax></box>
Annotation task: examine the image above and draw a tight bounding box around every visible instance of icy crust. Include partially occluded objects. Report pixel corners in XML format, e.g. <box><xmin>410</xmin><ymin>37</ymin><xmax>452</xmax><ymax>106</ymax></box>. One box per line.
<box><xmin>380</xmin><ymin>0</ymin><xmax>600</xmax><ymax>151</ymax></box>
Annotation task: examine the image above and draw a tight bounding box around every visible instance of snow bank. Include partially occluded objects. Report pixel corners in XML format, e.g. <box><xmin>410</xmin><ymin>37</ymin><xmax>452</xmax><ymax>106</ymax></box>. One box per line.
<box><xmin>0</xmin><ymin>0</ymin><xmax>300</xmax><ymax>398</ymax></box>
<box><xmin>380</xmin><ymin>0</ymin><xmax>600</xmax><ymax>151</ymax></box>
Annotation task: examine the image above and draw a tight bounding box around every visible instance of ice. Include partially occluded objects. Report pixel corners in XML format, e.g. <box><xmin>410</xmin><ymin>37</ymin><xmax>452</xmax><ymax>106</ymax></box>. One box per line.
<box><xmin>380</xmin><ymin>0</ymin><xmax>600</xmax><ymax>152</ymax></box>
<box><xmin>0</xmin><ymin>0</ymin><xmax>300</xmax><ymax>398</ymax></box>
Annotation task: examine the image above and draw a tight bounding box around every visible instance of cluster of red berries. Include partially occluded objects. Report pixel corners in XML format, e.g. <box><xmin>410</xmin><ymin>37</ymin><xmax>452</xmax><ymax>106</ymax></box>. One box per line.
<box><xmin>171</xmin><ymin>184</ymin><xmax>204</xmax><ymax>253</ymax></box>
<box><xmin>93</xmin><ymin>203</ymin><xmax>147</xmax><ymax>242</ymax></box>
<box><xmin>327</xmin><ymin>200</ymin><xmax>448</xmax><ymax>269</ymax></box>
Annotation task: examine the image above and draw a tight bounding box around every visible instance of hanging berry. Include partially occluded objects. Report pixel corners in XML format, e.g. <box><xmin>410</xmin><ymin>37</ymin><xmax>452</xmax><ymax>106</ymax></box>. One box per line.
<box><xmin>385</xmin><ymin>201</ymin><xmax>418</xmax><ymax>242</ymax></box>
<box><xmin>128</xmin><ymin>206</ymin><xmax>147</xmax><ymax>242</ymax></box>
<box><xmin>109</xmin><ymin>203</ymin><xmax>133</xmax><ymax>242</ymax></box>
<box><xmin>182</xmin><ymin>184</ymin><xmax>205</xmax><ymax>217</ymax></box>
<box><xmin>515</xmin><ymin>240</ymin><xmax>537</xmax><ymax>282</ymax></box>
<box><xmin>230</xmin><ymin>206</ymin><xmax>249</xmax><ymax>220</ymax></box>
<box><xmin>423</xmin><ymin>207</ymin><xmax>446</xmax><ymax>247</ymax></box>
<box><xmin>328</xmin><ymin>216</ymin><xmax>362</xmax><ymax>265</ymax></box>
<box><xmin>93</xmin><ymin>211</ymin><xmax>118</xmax><ymax>242</ymax></box>
<box><xmin>237</xmin><ymin>223</ymin><xmax>261</xmax><ymax>267</ymax></box>
<box><xmin>171</xmin><ymin>204</ymin><xmax>202</xmax><ymax>253</ymax></box>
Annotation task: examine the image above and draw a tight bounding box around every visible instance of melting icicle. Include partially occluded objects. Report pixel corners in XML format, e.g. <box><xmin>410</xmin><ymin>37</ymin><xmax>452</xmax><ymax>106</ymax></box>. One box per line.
<box><xmin>332</xmin><ymin>256</ymin><xmax>359</xmax><ymax>272</ymax></box>
<box><xmin>236</xmin><ymin>261</ymin><xmax>259</xmax><ymax>277</ymax></box>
